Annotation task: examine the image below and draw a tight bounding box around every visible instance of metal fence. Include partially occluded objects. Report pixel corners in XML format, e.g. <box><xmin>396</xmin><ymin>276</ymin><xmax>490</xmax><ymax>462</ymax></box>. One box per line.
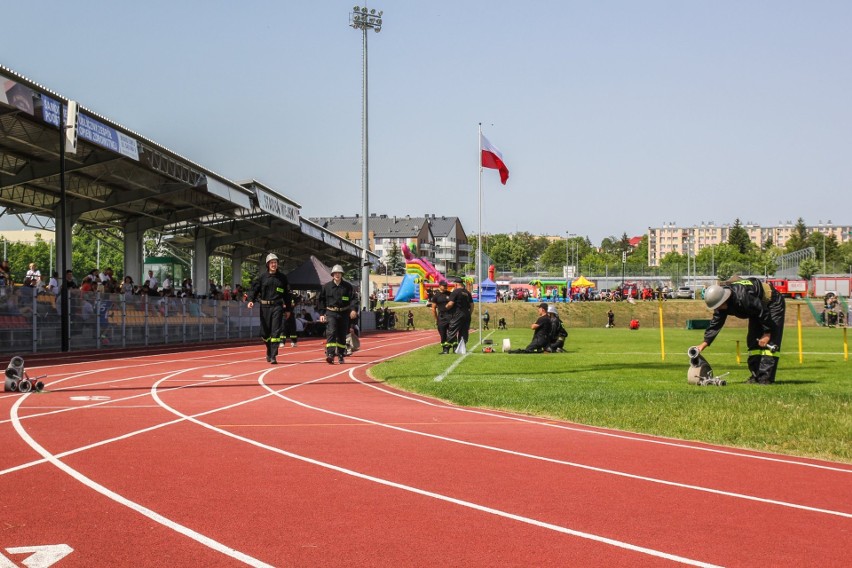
<box><xmin>0</xmin><ymin>286</ymin><xmax>260</xmax><ymax>355</ymax></box>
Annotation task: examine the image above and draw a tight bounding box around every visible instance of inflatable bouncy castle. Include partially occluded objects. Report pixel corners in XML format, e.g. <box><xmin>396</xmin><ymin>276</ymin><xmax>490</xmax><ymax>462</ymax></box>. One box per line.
<box><xmin>394</xmin><ymin>242</ymin><xmax>449</xmax><ymax>303</ymax></box>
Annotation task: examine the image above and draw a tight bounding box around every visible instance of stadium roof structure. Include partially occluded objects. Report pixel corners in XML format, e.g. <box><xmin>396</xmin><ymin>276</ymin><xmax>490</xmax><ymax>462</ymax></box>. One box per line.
<box><xmin>0</xmin><ymin>64</ymin><xmax>371</xmax><ymax>273</ymax></box>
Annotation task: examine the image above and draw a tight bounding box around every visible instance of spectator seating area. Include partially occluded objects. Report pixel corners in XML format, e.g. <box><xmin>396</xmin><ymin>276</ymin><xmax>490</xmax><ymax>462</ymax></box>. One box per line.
<box><xmin>0</xmin><ymin>287</ymin><xmax>260</xmax><ymax>354</ymax></box>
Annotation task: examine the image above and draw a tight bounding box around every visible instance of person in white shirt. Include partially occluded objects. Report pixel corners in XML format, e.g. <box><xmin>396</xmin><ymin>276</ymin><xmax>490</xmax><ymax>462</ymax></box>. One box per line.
<box><xmin>48</xmin><ymin>272</ymin><xmax>60</xmax><ymax>296</ymax></box>
<box><xmin>25</xmin><ymin>263</ymin><xmax>41</xmax><ymax>287</ymax></box>
<box><xmin>147</xmin><ymin>270</ymin><xmax>158</xmax><ymax>291</ymax></box>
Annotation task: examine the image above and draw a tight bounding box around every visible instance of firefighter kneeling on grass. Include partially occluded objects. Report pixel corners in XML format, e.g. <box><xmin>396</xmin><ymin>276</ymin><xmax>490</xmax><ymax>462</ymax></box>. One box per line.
<box><xmin>246</xmin><ymin>253</ymin><xmax>292</xmax><ymax>365</ymax></box>
<box><xmin>508</xmin><ymin>303</ymin><xmax>552</xmax><ymax>353</ymax></box>
<box><xmin>695</xmin><ymin>277</ymin><xmax>786</xmax><ymax>385</ymax></box>
<box><xmin>318</xmin><ymin>265</ymin><xmax>359</xmax><ymax>365</ymax></box>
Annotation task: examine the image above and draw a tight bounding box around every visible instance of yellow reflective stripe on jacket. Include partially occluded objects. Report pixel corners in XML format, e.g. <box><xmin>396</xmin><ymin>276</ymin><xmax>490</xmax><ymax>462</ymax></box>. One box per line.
<box><xmin>748</xmin><ymin>349</ymin><xmax>779</xmax><ymax>357</ymax></box>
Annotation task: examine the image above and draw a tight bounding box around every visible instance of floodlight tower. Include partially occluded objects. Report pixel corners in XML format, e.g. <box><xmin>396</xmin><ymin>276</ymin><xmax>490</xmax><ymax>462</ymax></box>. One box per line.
<box><xmin>350</xmin><ymin>5</ymin><xmax>383</xmax><ymax>313</ymax></box>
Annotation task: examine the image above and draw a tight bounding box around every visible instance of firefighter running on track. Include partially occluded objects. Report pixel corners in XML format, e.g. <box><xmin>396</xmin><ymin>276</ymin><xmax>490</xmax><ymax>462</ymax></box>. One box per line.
<box><xmin>318</xmin><ymin>265</ymin><xmax>359</xmax><ymax>365</ymax></box>
<box><xmin>246</xmin><ymin>253</ymin><xmax>293</xmax><ymax>364</ymax></box>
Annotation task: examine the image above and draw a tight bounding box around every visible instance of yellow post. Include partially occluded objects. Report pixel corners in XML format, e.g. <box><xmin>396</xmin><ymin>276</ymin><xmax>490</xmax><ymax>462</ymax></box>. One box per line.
<box><xmin>797</xmin><ymin>304</ymin><xmax>803</xmax><ymax>364</ymax></box>
<box><xmin>736</xmin><ymin>340</ymin><xmax>741</xmax><ymax>365</ymax></box>
<box><xmin>658</xmin><ymin>299</ymin><xmax>665</xmax><ymax>361</ymax></box>
<box><xmin>844</xmin><ymin>327</ymin><xmax>848</xmax><ymax>362</ymax></box>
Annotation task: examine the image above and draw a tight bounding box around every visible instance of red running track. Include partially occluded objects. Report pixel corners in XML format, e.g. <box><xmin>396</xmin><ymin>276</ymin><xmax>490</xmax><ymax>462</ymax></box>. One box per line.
<box><xmin>1</xmin><ymin>330</ymin><xmax>850</xmax><ymax>567</ymax></box>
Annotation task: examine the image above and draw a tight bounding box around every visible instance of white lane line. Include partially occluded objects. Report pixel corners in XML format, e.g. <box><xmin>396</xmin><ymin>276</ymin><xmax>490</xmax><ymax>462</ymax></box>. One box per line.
<box><xmin>148</xmin><ymin>374</ymin><xmax>721</xmax><ymax>567</ymax></box>
<box><xmin>262</xmin><ymin>370</ymin><xmax>852</xmax><ymax>520</ymax></box>
<box><xmin>363</xmin><ymin>368</ymin><xmax>852</xmax><ymax>474</ymax></box>
<box><xmin>8</xmin><ymin>389</ymin><xmax>275</xmax><ymax>568</ymax></box>
<box><xmin>433</xmin><ymin>330</ymin><xmax>494</xmax><ymax>382</ymax></box>
<box><xmin>1</xmin><ymin>336</ymin><xmax>428</xmax><ymax>477</ymax></box>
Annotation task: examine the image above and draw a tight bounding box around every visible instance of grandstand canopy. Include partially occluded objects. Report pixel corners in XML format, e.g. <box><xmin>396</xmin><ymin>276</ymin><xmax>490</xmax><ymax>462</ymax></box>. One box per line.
<box><xmin>0</xmin><ymin>64</ymin><xmax>372</xmax><ymax>275</ymax></box>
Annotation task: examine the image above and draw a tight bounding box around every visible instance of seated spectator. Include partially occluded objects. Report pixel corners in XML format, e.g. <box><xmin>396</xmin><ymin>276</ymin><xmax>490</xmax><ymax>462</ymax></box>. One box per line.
<box><xmin>80</xmin><ymin>276</ymin><xmax>96</xmax><ymax>293</ymax></box>
<box><xmin>25</xmin><ymin>263</ymin><xmax>41</xmax><ymax>287</ymax></box>
<box><xmin>0</xmin><ymin>259</ymin><xmax>12</xmax><ymax>289</ymax></box>
<box><xmin>122</xmin><ymin>276</ymin><xmax>134</xmax><ymax>298</ymax></box>
<box><xmin>47</xmin><ymin>271</ymin><xmax>60</xmax><ymax>296</ymax></box>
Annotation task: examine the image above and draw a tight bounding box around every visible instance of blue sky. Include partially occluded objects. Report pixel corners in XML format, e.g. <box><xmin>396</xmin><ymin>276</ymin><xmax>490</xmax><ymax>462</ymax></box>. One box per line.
<box><xmin>2</xmin><ymin>1</ymin><xmax>850</xmax><ymax>244</ymax></box>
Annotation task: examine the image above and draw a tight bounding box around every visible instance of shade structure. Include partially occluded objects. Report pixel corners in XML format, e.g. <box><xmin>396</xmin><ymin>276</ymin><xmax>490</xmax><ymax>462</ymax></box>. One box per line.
<box><xmin>286</xmin><ymin>255</ymin><xmax>333</xmax><ymax>290</ymax></box>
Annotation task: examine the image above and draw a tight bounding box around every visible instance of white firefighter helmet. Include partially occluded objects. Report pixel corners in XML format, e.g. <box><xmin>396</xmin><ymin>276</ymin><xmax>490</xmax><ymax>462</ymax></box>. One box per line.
<box><xmin>265</xmin><ymin>253</ymin><xmax>279</xmax><ymax>265</ymax></box>
<box><xmin>331</xmin><ymin>264</ymin><xmax>344</xmax><ymax>275</ymax></box>
<box><xmin>547</xmin><ymin>306</ymin><xmax>558</xmax><ymax>315</ymax></box>
<box><xmin>704</xmin><ymin>285</ymin><xmax>731</xmax><ymax>310</ymax></box>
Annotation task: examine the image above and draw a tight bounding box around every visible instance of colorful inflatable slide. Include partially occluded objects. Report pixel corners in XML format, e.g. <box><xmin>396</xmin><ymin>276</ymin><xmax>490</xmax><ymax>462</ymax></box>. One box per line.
<box><xmin>393</xmin><ymin>243</ymin><xmax>446</xmax><ymax>303</ymax></box>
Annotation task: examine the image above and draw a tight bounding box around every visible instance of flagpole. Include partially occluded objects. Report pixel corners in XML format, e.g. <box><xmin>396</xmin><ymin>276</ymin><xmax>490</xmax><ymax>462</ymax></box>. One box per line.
<box><xmin>477</xmin><ymin>123</ymin><xmax>483</xmax><ymax>348</ymax></box>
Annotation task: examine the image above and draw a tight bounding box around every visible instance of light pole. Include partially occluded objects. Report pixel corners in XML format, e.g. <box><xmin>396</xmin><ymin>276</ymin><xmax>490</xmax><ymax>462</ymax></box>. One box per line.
<box><xmin>350</xmin><ymin>5</ymin><xmax>383</xmax><ymax>313</ymax></box>
<box><xmin>564</xmin><ymin>232</ymin><xmax>571</xmax><ymax>280</ymax></box>
<box><xmin>573</xmin><ymin>241</ymin><xmax>578</xmax><ymax>276</ymax></box>
<box><xmin>565</xmin><ymin>232</ymin><xmax>577</xmax><ymax>280</ymax></box>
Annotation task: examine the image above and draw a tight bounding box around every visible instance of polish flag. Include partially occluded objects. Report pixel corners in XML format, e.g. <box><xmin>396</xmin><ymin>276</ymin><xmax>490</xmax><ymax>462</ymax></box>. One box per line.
<box><xmin>480</xmin><ymin>133</ymin><xmax>509</xmax><ymax>185</ymax></box>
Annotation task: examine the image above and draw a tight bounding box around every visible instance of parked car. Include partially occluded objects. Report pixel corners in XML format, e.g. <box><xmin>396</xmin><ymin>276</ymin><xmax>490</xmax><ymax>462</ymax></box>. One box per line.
<box><xmin>676</xmin><ymin>286</ymin><xmax>694</xmax><ymax>299</ymax></box>
<box><xmin>595</xmin><ymin>288</ymin><xmax>613</xmax><ymax>301</ymax></box>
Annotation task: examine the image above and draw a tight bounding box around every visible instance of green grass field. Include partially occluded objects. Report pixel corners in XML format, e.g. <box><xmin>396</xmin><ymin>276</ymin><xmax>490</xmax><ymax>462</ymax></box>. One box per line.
<box><xmin>372</xmin><ymin>319</ymin><xmax>852</xmax><ymax>463</ymax></box>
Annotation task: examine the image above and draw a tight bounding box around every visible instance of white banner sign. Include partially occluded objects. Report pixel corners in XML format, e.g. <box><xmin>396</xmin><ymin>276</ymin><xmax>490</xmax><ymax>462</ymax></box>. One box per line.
<box><xmin>256</xmin><ymin>188</ymin><xmax>300</xmax><ymax>227</ymax></box>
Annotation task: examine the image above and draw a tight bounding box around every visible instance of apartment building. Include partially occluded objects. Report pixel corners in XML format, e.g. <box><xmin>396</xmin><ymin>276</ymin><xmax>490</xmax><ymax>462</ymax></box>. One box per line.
<box><xmin>647</xmin><ymin>221</ymin><xmax>851</xmax><ymax>266</ymax></box>
<box><xmin>311</xmin><ymin>214</ymin><xmax>470</xmax><ymax>274</ymax></box>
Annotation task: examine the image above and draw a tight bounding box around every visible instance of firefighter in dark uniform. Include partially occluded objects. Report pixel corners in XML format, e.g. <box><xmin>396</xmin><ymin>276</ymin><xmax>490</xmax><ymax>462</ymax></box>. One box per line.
<box><xmin>318</xmin><ymin>264</ymin><xmax>358</xmax><ymax>364</ymax></box>
<box><xmin>446</xmin><ymin>281</ymin><xmax>474</xmax><ymax>352</ymax></box>
<box><xmin>246</xmin><ymin>253</ymin><xmax>292</xmax><ymax>364</ymax></box>
<box><xmin>282</xmin><ymin>291</ymin><xmax>300</xmax><ymax>347</ymax></box>
<box><xmin>546</xmin><ymin>305</ymin><xmax>568</xmax><ymax>352</ymax></box>
<box><xmin>430</xmin><ymin>280</ymin><xmax>453</xmax><ymax>354</ymax></box>
<box><xmin>696</xmin><ymin>278</ymin><xmax>786</xmax><ymax>384</ymax></box>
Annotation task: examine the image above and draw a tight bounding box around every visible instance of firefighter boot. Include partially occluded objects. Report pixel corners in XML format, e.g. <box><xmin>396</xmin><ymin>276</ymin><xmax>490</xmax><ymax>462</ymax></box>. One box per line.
<box><xmin>746</xmin><ymin>355</ymin><xmax>761</xmax><ymax>384</ymax></box>
<box><xmin>270</xmin><ymin>342</ymin><xmax>279</xmax><ymax>365</ymax></box>
<box><xmin>265</xmin><ymin>342</ymin><xmax>272</xmax><ymax>363</ymax></box>
<box><xmin>756</xmin><ymin>355</ymin><xmax>779</xmax><ymax>384</ymax></box>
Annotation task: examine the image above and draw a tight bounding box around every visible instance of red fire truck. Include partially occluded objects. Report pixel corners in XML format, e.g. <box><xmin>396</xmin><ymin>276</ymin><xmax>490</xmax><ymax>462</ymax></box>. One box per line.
<box><xmin>767</xmin><ymin>278</ymin><xmax>808</xmax><ymax>299</ymax></box>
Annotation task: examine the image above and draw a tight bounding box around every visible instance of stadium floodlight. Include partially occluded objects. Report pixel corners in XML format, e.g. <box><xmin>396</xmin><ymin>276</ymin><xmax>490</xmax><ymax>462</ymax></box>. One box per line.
<box><xmin>349</xmin><ymin>5</ymin><xmax>384</xmax><ymax>314</ymax></box>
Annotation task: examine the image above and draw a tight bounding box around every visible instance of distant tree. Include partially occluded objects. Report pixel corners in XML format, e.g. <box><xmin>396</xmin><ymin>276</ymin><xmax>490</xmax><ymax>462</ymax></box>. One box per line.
<box><xmin>387</xmin><ymin>242</ymin><xmax>404</xmax><ymax>275</ymax></box>
<box><xmin>806</xmin><ymin>231</ymin><xmax>840</xmax><ymax>267</ymax></box>
<box><xmin>599</xmin><ymin>236</ymin><xmax>620</xmax><ymax>255</ymax></box>
<box><xmin>631</xmin><ymin>235</ymin><xmax>649</xmax><ymax>265</ymax></box>
<box><xmin>763</xmin><ymin>236</ymin><xmax>773</xmax><ymax>250</ymax></box>
<box><xmin>798</xmin><ymin>258</ymin><xmax>819</xmax><ymax>280</ymax></box>
<box><xmin>716</xmin><ymin>261</ymin><xmax>740</xmax><ymax>282</ymax></box>
<box><xmin>784</xmin><ymin>217</ymin><xmax>809</xmax><ymax>253</ymax></box>
<box><xmin>538</xmin><ymin>239</ymin><xmax>569</xmax><ymax>271</ymax></box>
<box><xmin>753</xmin><ymin>250</ymin><xmax>778</xmax><ymax>278</ymax></box>
<box><xmin>728</xmin><ymin>218</ymin><xmax>753</xmax><ymax>255</ymax></box>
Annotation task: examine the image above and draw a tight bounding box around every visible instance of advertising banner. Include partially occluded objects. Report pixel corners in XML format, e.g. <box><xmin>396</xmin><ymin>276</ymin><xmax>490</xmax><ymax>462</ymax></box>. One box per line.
<box><xmin>41</xmin><ymin>95</ymin><xmax>138</xmax><ymax>161</ymax></box>
<box><xmin>0</xmin><ymin>73</ymin><xmax>35</xmax><ymax>115</ymax></box>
